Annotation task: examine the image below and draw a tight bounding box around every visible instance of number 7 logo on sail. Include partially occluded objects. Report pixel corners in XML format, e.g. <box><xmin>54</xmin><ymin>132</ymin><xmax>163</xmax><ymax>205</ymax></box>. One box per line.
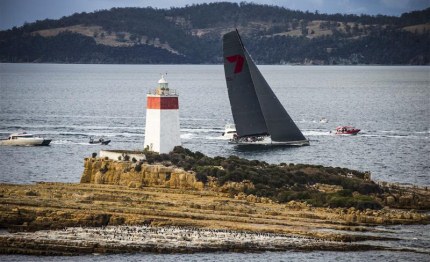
<box><xmin>226</xmin><ymin>55</ymin><xmax>244</xmax><ymax>74</ymax></box>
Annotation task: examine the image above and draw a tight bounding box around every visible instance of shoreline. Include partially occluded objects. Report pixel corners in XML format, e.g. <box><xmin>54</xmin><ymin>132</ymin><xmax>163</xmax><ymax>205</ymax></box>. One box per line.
<box><xmin>0</xmin><ymin>225</ymin><xmax>415</xmax><ymax>256</ymax></box>
<box><xmin>0</xmin><ymin>182</ymin><xmax>429</xmax><ymax>255</ymax></box>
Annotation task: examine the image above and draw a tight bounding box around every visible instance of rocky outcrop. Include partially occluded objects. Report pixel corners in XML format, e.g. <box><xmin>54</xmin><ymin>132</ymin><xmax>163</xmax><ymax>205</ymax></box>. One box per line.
<box><xmin>0</xmin><ymin>182</ymin><xmax>429</xmax><ymax>256</ymax></box>
<box><xmin>80</xmin><ymin>157</ymin><xmax>430</xmax><ymax>211</ymax></box>
<box><xmin>379</xmin><ymin>183</ymin><xmax>430</xmax><ymax>210</ymax></box>
<box><xmin>81</xmin><ymin>158</ymin><xmax>204</xmax><ymax>190</ymax></box>
<box><xmin>336</xmin><ymin>207</ymin><xmax>428</xmax><ymax>224</ymax></box>
<box><xmin>0</xmin><ymin>156</ymin><xmax>429</xmax><ymax>255</ymax></box>
<box><xmin>0</xmin><ymin>225</ymin><xmax>395</xmax><ymax>255</ymax></box>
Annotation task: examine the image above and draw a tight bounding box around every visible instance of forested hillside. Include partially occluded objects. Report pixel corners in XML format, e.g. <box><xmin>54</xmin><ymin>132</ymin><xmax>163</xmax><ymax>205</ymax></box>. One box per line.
<box><xmin>1</xmin><ymin>2</ymin><xmax>429</xmax><ymax>64</ymax></box>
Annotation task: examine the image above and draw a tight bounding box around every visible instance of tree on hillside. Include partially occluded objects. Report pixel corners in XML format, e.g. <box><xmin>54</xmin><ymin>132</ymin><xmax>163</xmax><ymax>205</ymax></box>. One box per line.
<box><xmin>0</xmin><ymin>3</ymin><xmax>429</xmax><ymax>64</ymax></box>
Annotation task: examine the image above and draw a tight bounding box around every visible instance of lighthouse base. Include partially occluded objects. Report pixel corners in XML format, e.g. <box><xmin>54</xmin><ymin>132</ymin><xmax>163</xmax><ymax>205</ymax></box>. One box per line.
<box><xmin>144</xmin><ymin>109</ymin><xmax>180</xmax><ymax>154</ymax></box>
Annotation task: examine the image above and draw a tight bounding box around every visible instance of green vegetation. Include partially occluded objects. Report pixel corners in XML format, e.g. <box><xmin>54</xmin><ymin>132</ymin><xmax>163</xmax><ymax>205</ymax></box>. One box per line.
<box><xmin>0</xmin><ymin>3</ymin><xmax>429</xmax><ymax>64</ymax></box>
<box><xmin>145</xmin><ymin>146</ymin><xmax>383</xmax><ymax>210</ymax></box>
<box><xmin>0</xmin><ymin>32</ymin><xmax>189</xmax><ymax>64</ymax></box>
<box><xmin>134</xmin><ymin>162</ymin><xmax>142</xmax><ymax>172</ymax></box>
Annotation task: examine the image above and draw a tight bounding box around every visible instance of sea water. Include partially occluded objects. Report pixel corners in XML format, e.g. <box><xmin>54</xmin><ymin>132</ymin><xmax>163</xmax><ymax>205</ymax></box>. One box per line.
<box><xmin>2</xmin><ymin>251</ymin><xmax>430</xmax><ymax>262</ymax></box>
<box><xmin>0</xmin><ymin>64</ymin><xmax>429</xmax><ymax>261</ymax></box>
<box><xmin>0</xmin><ymin>64</ymin><xmax>428</xmax><ymax>186</ymax></box>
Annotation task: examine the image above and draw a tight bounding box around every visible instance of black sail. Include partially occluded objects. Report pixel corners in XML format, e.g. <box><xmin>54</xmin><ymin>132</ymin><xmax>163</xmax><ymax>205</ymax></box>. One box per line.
<box><xmin>223</xmin><ymin>31</ymin><xmax>268</xmax><ymax>137</ymax></box>
<box><xmin>245</xmin><ymin>51</ymin><xmax>307</xmax><ymax>142</ymax></box>
<box><xmin>223</xmin><ymin>30</ymin><xmax>307</xmax><ymax>143</ymax></box>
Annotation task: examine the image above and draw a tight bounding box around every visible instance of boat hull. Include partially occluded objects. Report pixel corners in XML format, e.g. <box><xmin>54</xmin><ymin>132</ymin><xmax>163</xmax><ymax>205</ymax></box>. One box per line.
<box><xmin>0</xmin><ymin>138</ymin><xmax>51</xmax><ymax>146</ymax></box>
<box><xmin>335</xmin><ymin>130</ymin><xmax>360</xmax><ymax>135</ymax></box>
<box><xmin>222</xmin><ymin>132</ymin><xmax>237</xmax><ymax>140</ymax></box>
<box><xmin>222</xmin><ymin>134</ymin><xmax>235</xmax><ymax>140</ymax></box>
<box><xmin>229</xmin><ymin>137</ymin><xmax>310</xmax><ymax>146</ymax></box>
<box><xmin>335</xmin><ymin>126</ymin><xmax>360</xmax><ymax>135</ymax></box>
<box><xmin>89</xmin><ymin>140</ymin><xmax>111</xmax><ymax>145</ymax></box>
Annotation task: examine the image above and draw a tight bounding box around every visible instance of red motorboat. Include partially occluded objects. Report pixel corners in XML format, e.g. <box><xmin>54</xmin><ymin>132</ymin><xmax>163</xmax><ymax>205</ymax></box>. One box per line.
<box><xmin>335</xmin><ymin>126</ymin><xmax>360</xmax><ymax>135</ymax></box>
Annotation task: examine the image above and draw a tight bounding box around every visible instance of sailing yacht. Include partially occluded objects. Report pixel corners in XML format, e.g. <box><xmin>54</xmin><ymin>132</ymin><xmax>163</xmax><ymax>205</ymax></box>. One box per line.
<box><xmin>223</xmin><ymin>30</ymin><xmax>309</xmax><ymax>146</ymax></box>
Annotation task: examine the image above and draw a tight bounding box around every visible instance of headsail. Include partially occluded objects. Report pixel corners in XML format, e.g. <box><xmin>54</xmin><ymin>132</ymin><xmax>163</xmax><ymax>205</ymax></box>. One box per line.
<box><xmin>223</xmin><ymin>30</ymin><xmax>308</xmax><ymax>145</ymax></box>
<box><xmin>245</xmin><ymin>51</ymin><xmax>307</xmax><ymax>142</ymax></box>
<box><xmin>223</xmin><ymin>30</ymin><xmax>268</xmax><ymax>137</ymax></box>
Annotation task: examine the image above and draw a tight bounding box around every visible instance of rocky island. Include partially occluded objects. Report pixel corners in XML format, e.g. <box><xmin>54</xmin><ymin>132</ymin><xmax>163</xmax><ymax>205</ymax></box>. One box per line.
<box><xmin>0</xmin><ymin>147</ymin><xmax>429</xmax><ymax>255</ymax></box>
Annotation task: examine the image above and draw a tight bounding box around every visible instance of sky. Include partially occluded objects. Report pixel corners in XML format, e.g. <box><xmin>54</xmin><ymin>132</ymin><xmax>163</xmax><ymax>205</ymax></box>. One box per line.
<box><xmin>1</xmin><ymin>0</ymin><xmax>429</xmax><ymax>30</ymax></box>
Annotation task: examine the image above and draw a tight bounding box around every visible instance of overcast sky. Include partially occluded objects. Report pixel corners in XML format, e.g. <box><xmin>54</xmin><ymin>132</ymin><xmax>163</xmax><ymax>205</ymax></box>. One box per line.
<box><xmin>1</xmin><ymin>0</ymin><xmax>429</xmax><ymax>30</ymax></box>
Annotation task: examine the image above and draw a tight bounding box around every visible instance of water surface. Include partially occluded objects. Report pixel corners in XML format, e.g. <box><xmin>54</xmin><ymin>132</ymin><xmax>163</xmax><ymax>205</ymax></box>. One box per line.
<box><xmin>1</xmin><ymin>64</ymin><xmax>428</xmax><ymax>185</ymax></box>
<box><xmin>0</xmin><ymin>63</ymin><xmax>429</xmax><ymax>261</ymax></box>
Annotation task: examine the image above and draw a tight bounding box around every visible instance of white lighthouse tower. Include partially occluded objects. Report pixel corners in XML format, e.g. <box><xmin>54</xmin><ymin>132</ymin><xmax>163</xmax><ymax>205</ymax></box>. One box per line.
<box><xmin>144</xmin><ymin>75</ymin><xmax>181</xmax><ymax>154</ymax></box>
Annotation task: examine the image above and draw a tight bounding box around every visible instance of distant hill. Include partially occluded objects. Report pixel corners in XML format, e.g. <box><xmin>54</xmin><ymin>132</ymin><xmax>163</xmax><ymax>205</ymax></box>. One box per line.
<box><xmin>1</xmin><ymin>2</ymin><xmax>429</xmax><ymax>64</ymax></box>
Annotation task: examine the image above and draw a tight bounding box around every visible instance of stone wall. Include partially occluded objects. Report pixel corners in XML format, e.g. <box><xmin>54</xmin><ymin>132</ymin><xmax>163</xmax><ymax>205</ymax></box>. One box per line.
<box><xmin>99</xmin><ymin>150</ymin><xmax>146</xmax><ymax>162</ymax></box>
<box><xmin>80</xmin><ymin>158</ymin><xmax>204</xmax><ymax>190</ymax></box>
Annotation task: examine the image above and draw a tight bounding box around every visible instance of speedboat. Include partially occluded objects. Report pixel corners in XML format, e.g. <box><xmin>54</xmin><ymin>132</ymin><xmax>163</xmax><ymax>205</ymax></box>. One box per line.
<box><xmin>0</xmin><ymin>132</ymin><xmax>51</xmax><ymax>146</ymax></box>
<box><xmin>335</xmin><ymin>126</ymin><xmax>360</xmax><ymax>135</ymax></box>
<box><xmin>222</xmin><ymin>124</ymin><xmax>237</xmax><ymax>139</ymax></box>
<box><xmin>89</xmin><ymin>137</ymin><xmax>111</xmax><ymax>145</ymax></box>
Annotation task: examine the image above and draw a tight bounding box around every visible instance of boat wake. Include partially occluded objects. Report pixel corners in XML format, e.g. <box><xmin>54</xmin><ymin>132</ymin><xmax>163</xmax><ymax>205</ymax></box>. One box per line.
<box><xmin>180</xmin><ymin>133</ymin><xmax>195</xmax><ymax>140</ymax></box>
<box><xmin>181</xmin><ymin>128</ymin><xmax>222</xmax><ymax>133</ymax></box>
<box><xmin>207</xmin><ymin>135</ymin><xmax>230</xmax><ymax>140</ymax></box>
<box><xmin>302</xmin><ymin>129</ymin><xmax>428</xmax><ymax>140</ymax></box>
<box><xmin>55</xmin><ymin>132</ymin><xmax>143</xmax><ymax>138</ymax></box>
<box><xmin>50</xmin><ymin>140</ymin><xmax>109</xmax><ymax>146</ymax></box>
<box><xmin>302</xmin><ymin>130</ymin><xmax>332</xmax><ymax>136</ymax></box>
<box><xmin>360</xmin><ymin>130</ymin><xmax>428</xmax><ymax>140</ymax></box>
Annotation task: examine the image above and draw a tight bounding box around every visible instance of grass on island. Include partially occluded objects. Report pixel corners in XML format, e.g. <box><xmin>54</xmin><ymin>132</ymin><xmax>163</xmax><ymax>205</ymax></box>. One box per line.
<box><xmin>142</xmin><ymin>146</ymin><xmax>383</xmax><ymax>210</ymax></box>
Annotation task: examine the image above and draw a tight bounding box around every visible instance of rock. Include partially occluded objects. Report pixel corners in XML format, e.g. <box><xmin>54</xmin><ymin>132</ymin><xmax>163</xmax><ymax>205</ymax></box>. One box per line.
<box><xmin>81</xmin><ymin>158</ymin><xmax>202</xmax><ymax>190</ymax></box>
<box><xmin>386</xmin><ymin>195</ymin><xmax>396</xmax><ymax>205</ymax></box>
<box><xmin>218</xmin><ymin>180</ymin><xmax>255</xmax><ymax>193</ymax></box>
<box><xmin>234</xmin><ymin>192</ymin><xmax>247</xmax><ymax>200</ymax></box>
<box><xmin>399</xmin><ymin>195</ymin><xmax>413</xmax><ymax>206</ymax></box>
<box><xmin>193</xmin><ymin>182</ymin><xmax>204</xmax><ymax>190</ymax></box>
<box><xmin>246</xmin><ymin>194</ymin><xmax>258</xmax><ymax>203</ymax></box>
<box><xmin>94</xmin><ymin>171</ymin><xmax>104</xmax><ymax>184</ymax></box>
<box><xmin>261</xmin><ymin>197</ymin><xmax>273</xmax><ymax>204</ymax></box>
<box><xmin>312</xmin><ymin>183</ymin><xmax>343</xmax><ymax>193</ymax></box>
<box><xmin>0</xmin><ymin>181</ymin><xmax>429</xmax><ymax>256</ymax></box>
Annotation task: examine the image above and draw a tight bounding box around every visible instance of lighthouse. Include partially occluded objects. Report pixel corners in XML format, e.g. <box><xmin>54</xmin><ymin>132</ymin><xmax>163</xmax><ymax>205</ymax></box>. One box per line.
<box><xmin>144</xmin><ymin>75</ymin><xmax>181</xmax><ymax>154</ymax></box>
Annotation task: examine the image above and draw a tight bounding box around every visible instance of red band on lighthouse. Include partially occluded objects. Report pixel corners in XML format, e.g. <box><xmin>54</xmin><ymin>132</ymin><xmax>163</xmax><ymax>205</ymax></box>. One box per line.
<box><xmin>147</xmin><ymin>96</ymin><xmax>179</xmax><ymax>109</ymax></box>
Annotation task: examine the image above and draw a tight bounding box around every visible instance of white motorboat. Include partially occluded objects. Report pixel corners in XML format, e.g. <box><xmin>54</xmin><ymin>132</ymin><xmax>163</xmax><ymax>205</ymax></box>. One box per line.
<box><xmin>0</xmin><ymin>132</ymin><xmax>51</xmax><ymax>146</ymax></box>
<box><xmin>222</xmin><ymin>124</ymin><xmax>237</xmax><ymax>139</ymax></box>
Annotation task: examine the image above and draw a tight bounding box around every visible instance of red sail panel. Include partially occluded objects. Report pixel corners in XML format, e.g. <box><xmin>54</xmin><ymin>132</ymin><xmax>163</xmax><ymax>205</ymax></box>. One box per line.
<box><xmin>147</xmin><ymin>96</ymin><xmax>179</xmax><ymax>109</ymax></box>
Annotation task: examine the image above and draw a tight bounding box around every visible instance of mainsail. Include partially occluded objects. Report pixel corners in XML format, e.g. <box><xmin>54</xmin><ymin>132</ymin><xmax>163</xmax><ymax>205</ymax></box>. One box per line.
<box><xmin>223</xmin><ymin>30</ymin><xmax>308</xmax><ymax>144</ymax></box>
<box><xmin>223</xmin><ymin>31</ymin><xmax>268</xmax><ymax>137</ymax></box>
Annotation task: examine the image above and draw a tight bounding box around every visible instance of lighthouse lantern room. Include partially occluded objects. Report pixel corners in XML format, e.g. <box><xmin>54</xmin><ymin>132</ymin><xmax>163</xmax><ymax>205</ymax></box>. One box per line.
<box><xmin>144</xmin><ymin>75</ymin><xmax>181</xmax><ymax>154</ymax></box>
